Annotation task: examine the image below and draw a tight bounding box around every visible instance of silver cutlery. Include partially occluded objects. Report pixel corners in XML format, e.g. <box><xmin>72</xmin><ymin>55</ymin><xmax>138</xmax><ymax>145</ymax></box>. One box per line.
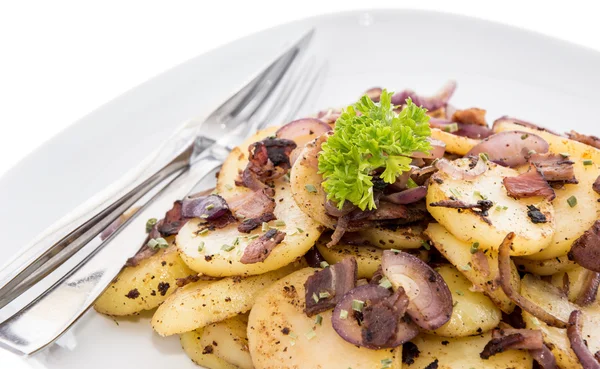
<box><xmin>0</xmin><ymin>28</ymin><xmax>324</xmax><ymax>355</ymax></box>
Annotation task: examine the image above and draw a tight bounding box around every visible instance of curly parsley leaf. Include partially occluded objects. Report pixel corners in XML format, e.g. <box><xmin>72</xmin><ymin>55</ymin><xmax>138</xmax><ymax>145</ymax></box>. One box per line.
<box><xmin>317</xmin><ymin>90</ymin><xmax>431</xmax><ymax>210</ymax></box>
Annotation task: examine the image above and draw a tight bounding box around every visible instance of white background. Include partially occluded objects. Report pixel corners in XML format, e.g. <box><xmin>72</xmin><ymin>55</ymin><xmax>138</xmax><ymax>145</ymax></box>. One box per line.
<box><xmin>0</xmin><ymin>0</ymin><xmax>600</xmax><ymax>179</ymax></box>
<box><xmin>0</xmin><ymin>1</ymin><xmax>599</xmax><ymax>367</ymax></box>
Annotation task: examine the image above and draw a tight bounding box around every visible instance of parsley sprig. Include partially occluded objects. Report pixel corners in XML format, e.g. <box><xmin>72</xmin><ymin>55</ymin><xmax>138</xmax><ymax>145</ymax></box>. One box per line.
<box><xmin>318</xmin><ymin>90</ymin><xmax>432</xmax><ymax>210</ymax></box>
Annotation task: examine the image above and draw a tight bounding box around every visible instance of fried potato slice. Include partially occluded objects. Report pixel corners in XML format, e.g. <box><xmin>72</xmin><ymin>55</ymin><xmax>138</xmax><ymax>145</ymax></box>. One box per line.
<box><xmin>152</xmin><ymin>261</ymin><xmax>304</xmax><ymax>336</ymax></box>
<box><xmin>94</xmin><ymin>241</ymin><xmax>195</xmax><ymax>316</ymax></box>
<box><xmin>180</xmin><ymin>329</ymin><xmax>238</xmax><ymax>369</ymax></box>
<box><xmin>315</xmin><ymin>236</ymin><xmax>382</xmax><ymax>279</ymax></box>
<box><xmin>425</xmin><ymin>223</ymin><xmax>519</xmax><ymax>313</ymax></box>
<box><xmin>430</xmin><ymin>128</ymin><xmax>480</xmax><ymax>155</ymax></box>
<box><xmin>521</xmin><ymin>274</ymin><xmax>600</xmax><ymax>369</ymax></box>
<box><xmin>494</xmin><ymin>119</ymin><xmax>600</xmax><ymax>260</ymax></box>
<box><xmin>248</xmin><ymin>268</ymin><xmax>401</xmax><ymax>369</ymax></box>
<box><xmin>427</xmin><ymin>265</ymin><xmax>501</xmax><ymax>338</ymax></box>
<box><xmin>358</xmin><ymin>224</ymin><xmax>425</xmax><ymax>249</ymax></box>
<box><xmin>427</xmin><ymin>158</ymin><xmax>555</xmax><ymax>256</ymax></box>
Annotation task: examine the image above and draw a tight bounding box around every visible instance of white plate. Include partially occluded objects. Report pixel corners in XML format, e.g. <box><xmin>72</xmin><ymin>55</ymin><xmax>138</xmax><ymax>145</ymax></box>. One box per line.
<box><xmin>2</xmin><ymin>8</ymin><xmax>600</xmax><ymax>368</ymax></box>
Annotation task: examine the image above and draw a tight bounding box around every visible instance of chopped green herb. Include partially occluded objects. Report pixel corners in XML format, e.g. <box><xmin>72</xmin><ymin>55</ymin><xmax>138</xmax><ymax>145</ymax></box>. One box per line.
<box><xmin>305</xmin><ymin>184</ymin><xmax>318</xmax><ymax>193</ymax></box>
<box><xmin>205</xmin><ymin>203</ymin><xmax>215</xmax><ymax>210</ymax></box>
<box><xmin>221</xmin><ymin>244</ymin><xmax>235</xmax><ymax>252</ymax></box>
<box><xmin>312</xmin><ymin>293</ymin><xmax>319</xmax><ymax>303</ymax></box>
<box><xmin>495</xmin><ymin>205</ymin><xmax>508</xmax><ymax>211</ymax></box>
<box><xmin>583</xmin><ymin>159</ymin><xmax>594</xmax><ymax>166</ymax></box>
<box><xmin>297</xmin><ymin>227</ymin><xmax>304</xmax><ymax>234</ymax></box>
<box><xmin>406</xmin><ymin>178</ymin><xmax>418</xmax><ymax>189</ymax></box>
<box><xmin>567</xmin><ymin>195</ymin><xmax>578</xmax><ymax>208</ymax></box>
<box><xmin>352</xmin><ymin>299</ymin><xmax>365</xmax><ymax>312</ymax></box>
<box><xmin>305</xmin><ymin>330</ymin><xmax>317</xmax><ymax>340</ymax></box>
<box><xmin>224</xmin><ymin>184</ymin><xmax>233</xmax><ymax>190</ymax></box>
<box><xmin>421</xmin><ymin>240</ymin><xmax>431</xmax><ymax>250</ymax></box>
<box><xmin>521</xmin><ymin>133</ymin><xmax>529</xmax><ymax>140</ymax></box>
<box><xmin>233</xmin><ymin>237</ymin><xmax>240</xmax><ymax>246</ymax></box>
<box><xmin>560</xmin><ymin>152</ymin><xmax>570</xmax><ymax>158</ymax></box>
<box><xmin>444</xmin><ymin>123</ymin><xmax>459</xmax><ymax>133</ymax></box>
<box><xmin>274</xmin><ymin>220</ymin><xmax>286</xmax><ymax>227</ymax></box>
<box><xmin>200</xmin><ymin>214</ymin><xmax>209</xmax><ymax>219</ymax></box>
<box><xmin>378</xmin><ymin>277</ymin><xmax>392</xmax><ymax>289</ymax></box>
<box><xmin>289</xmin><ymin>332</ymin><xmax>298</xmax><ymax>339</ymax></box>
<box><xmin>248</xmin><ymin>234</ymin><xmax>260</xmax><ymax>240</ymax></box>
<box><xmin>470</xmin><ymin>242</ymin><xmax>480</xmax><ymax>254</ymax></box>
<box><xmin>145</xmin><ymin>218</ymin><xmax>157</xmax><ymax>233</ymax></box>
<box><xmin>474</xmin><ymin>191</ymin><xmax>487</xmax><ymax>200</ymax></box>
<box><xmin>380</xmin><ymin>358</ymin><xmax>393</xmax><ymax>368</ymax></box>
<box><xmin>315</xmin><ymin>314</ymin><xmax>323</xmax><ymax>326</ymax></box>
<box><xmin>319</xmin><ymin>291</ymin><xmax>331</xmax><ymax>299</ymax></box>
<box><xmin>262</xmin><ymin>222</ymin><xmax>270</xmax><ymax>232</ymax></box>
<box><xmin>148</xmin><ymin>237</ymin><xmax>169</xmax><ymax>250</ymax></box>
<box><xmin>290</xmin><ymin>340</ymin><xmax>296</xmax><ymax>346</ymax></box>
<box><xmin>147</xmin><ymin>238</ymin><xmax>159</xmax><ymax>249</ymax></box>
<box><xmin>531</xmin><ymin>317</ymin><xmax>540</xmax><ymax>326</ymax></box>
<box><xmin>197</xmin><ymin>241</ymin><xmax>205</xmax><ymax>252</ymax></box>
<box><xmin>455</xmin><ymin>290</ymin><xmax>464</xmax><ymax>296</ymax></box>
<box><xmin>320</xmin><ymin>261</ymin><xmax>330</xmax><ymax>268</ymax></box>
<box><xmin>453</xmin><ymin>301</ymin><xmax>459</xmax><ymax>307</ymax></box>
<box><xmin>449</xmin><ymin>188</ymin><xmax>461</xmax><ymax>198</ymax></box>
<box><xmin>479</xmin><ymin>152</ymin><xmax>490</xmax><ymax>162</ymax></box>
<box><xmin>528</xmin><ymin>149</ymin><xmax>537</xmax><ymax>156</ymax></box>
<box><xmin>339</xmin><ymin>309</ymin><xmax>348</xmax><ymax>319</ymax></box>
<box><xmin>198</xmin><ymin>228</ymin><xmax>209</xmax><ymax>236</ymax></box>
<box><xmin>318</xmin><ymin>91</ymin><xmax>432</xmax><ymax>210</ymax></box>
<box><xmin>460</xmin><ymin>264</ymin><xmax>472</xmax><ymax>271</ymax></box>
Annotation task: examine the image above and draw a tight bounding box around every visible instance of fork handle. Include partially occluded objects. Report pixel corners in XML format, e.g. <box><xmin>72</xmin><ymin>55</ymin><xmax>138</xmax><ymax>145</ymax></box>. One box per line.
<box><xmin>0</xmin><ymin>145</ymin><xmax>194</xmax><ymax>309</ymax></box>
<box><xmin>0</xmin><ymin>152</ymin><xmax>224</xmax><ymax>355</ymax></box>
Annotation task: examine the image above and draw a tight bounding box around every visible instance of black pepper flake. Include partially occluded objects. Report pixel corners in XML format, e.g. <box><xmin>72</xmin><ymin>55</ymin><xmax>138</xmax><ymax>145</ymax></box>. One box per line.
<box><xmin>424</xmin><ymin>359</ymin><xmax>439</xmax><ymax>369</ymax></box>
<box><xmin>526</xmin><ymin>205</ymin><xmax>547</xmax><ymax>224</ymax></box>
<box><xmin>225</xmin><ymin>297</ymin><xmax>231</xmax><ymax>302</ymax></box>
<box><xmin>441</xmin><ymin>340</ymin><xmax>449</xmax><ymax>346</ymax></box>
<box><xmin>205</xmin><ymin>255</ymin><xmax>213</xmax><ymax>261</ymax></box>
<box><xmin>402</xmin><ymin>341</ymin><xmax>420</xmax><ymax>365</ymax></box>
<box><xmin>157</xmin><ymin>282</ymin><xmax>170</xmax><ymax>296</ymax></box>
<box><xmin>150</xmin><ymin>290</ymin><xmax>156</xmax><ymax>296</ymax></box>
<box><xmin>281</xmin><ymin>327</ymin><xmax>290</xmax><ymax>335</ymax></box>
<box><xmin>161</xmin><ymin>261</ymin><xmax>167</xmax><ymax>266</ymax></box>
<box><xmin>125</xmin><ymin>288</ymin><xmax>140</xmax><ymax>299</ymax></box>
<box><xmin>202</xmin><ymin>345</ymin><xmax>214</xmax><ymax>354</ymax></box>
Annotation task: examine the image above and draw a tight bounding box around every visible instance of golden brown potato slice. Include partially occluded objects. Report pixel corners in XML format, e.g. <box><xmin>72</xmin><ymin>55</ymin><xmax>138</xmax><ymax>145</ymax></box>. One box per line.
<box><xmin>315</xmin><ymin>236</ymin><xmax>382</xmax><ymax>279</ymax></box>
<box><xmin>425</xmin><ymin>223</ymin><xmax>519</xmax><ymax>313</ymax></box>
<box><xmin>427</xmin><ymin>265</ymin><xmax>501</xmax><ymax>338</ymax></box>
<box><xmin>514</xmin><ymin>254</ymin><xmax>577</xmax><ymax>276</ymax></box>
<box><xmin>402</xmin><ymin>333</ymin><xmax>532</xmax><ymax>368</ymax></box>
<box><xmin>521</xmin><ymin>274</ymin><xmax>600</xmax><ymax>369</ymax></box>
<box><xmin>427</xmin><ymin>158</ymin><xmax>555</xmax><ymax>256</ymax></box>
<box><xmin>152</xmin><ymin>261</ymin><xmax>303</xmax><ymax>336</ymax></box>
<box><xmin>180</xmin><ymin>329</ymin><xmax>238</xmax><ymax>369</ymax></box>
<box><xmin>94</xmin><ymin>241</ymin><xmax>195</xmax><ymax>316</ymax></box>
<box><xmin>430</xmin><ymin>128</ymin><xmax>480</xmax><ymax>155</ymax></box>
<box><xmin>358</xmin><ymin>224</ymin><xmax>425</xmax><ymax>249</ymax></box>
<box><xmin>494</xmin><ymin>120</ymin><xmax>600</xmax><ymax>260</ymax></box>
<box><xmin>248</xmin><ymin>268</ymin><xmax>402</xmax><ymax>369</ymax></box>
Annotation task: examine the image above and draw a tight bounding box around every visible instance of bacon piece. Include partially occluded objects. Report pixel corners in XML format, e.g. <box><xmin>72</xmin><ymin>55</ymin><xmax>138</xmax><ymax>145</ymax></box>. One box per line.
<box><xmin>568</xmin><ymin>220</ymin><xmax>600</xmax><ymax>273</ymax></box>
<box><xmin>530</xmin><ymin>153</ymin><xmax>577</xmax><ymax>184</ymax></box>
<box><xmin>503</xmin><ymin>165</ymin><xmax>555</xmax><ymax>201</ymax></box>
<box><xmin>228</xmin><ymin>189</ymin><xmax>275</xmax><ymax>220</ymax></box>
<box><xmin>567</xmin><ymin>130</ymin><xmax>600</xmax><ymax>149</ymax></box>
<box><xmin>239</xmin><ymin>229</ymin><xmax>285</xmax><ymax>264</ymax></box>
<box><xmin>452</xmin><ymin>107</ymin><xmax>487</xmax><ymax>126</ymax></box>
<box><xmin>237</xmin><ymin>212</ymin><xmax>276</xmax><ymax>233</ymax></box>
<box><xmin>158</xmin><ymin>201</ymin><xmax>186</xmax><ymax>236</ymax></box>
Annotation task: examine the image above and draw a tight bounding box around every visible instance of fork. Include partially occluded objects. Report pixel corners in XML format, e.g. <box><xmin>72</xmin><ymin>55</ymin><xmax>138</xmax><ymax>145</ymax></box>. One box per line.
<box><xmin>0</xmin><ymin>30</ymin><xmax>326</xmax><ymax>355</ymax></box>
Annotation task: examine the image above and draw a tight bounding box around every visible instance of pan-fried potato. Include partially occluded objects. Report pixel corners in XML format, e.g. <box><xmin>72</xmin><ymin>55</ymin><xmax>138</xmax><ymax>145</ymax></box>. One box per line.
<box><xmin>425</xmin><ymin>223</ymin><xmax>518</xmax><ymax>313</ymax></box>
<box><xmin>183</xmin><ymin>314</ymin><xmax>253</xmax><ymax>369</ymax></box>
<box><xmin>401</xmin><ymin>333</ymin><xmax>532</xmax><ymax>368</ymax></box>
<box><xmin>177</xmin><ymin>177</ymin><xmax>321</xmax><ymax>277</ymax></box>
<box><xmin>152</xmin><ymin>261</ymin><xmax>303</xmax><ymax>336</ymax></box>
<box><xmin>290</xmin><ymin>137</ymin><xmax>337</xmax><ymax>229</ymax></box>
<box><xmin>494</xmin><ymin>120</ymin><xmax>600</xmax><ymax>260</ymax></box>
<box><xmin>521</xmin><ymin>274</ymin><xmax>600</xmax><ymax>369</ymax></box>
<box><xmin>94</xmin><ymin>241</ymin><xmax>195</xmax><ymax>316</ymax></box>
<box><xmin>430</xmin><ymin>128</ymin><xmax>480</xmax><ymax>155</ymax></box>
<box><xmin>358</xmin><ymin>224</ymin><xmax>425</xmax><ymax>249</ymax></box>
<box><xmin>427</xmin><ymin>265</ymin><xmax>501</xmax><ymax>338</ymax></box>
<box><xmin>550</xmin><ymin>266</ymin><xmax>600</xmax><ymax>303</ymax></box>
<box><xmin>315</xmin><ymin>237</ymin><xmax>382</xmax><ymax>279</ymax></box>
<box><xmin>216</xmin><ymin>126</ymin><xmax>279</xmax><ymax>197</ymax></box>
<box><xmin>248</xmin><ymin>268</ymin><xmax>402</xmax><ymax>369</ymax></box>
<box><xmin>427</xmin><ymin>158</ymin><xmax>555</xmax><ymax>256</ymax></box>
<box><xmin>180</xmin><ymin>329</ymin><xmax>238</xmax><ymax>369</ymax></box>
<box><xmin>514</xmin><ymin>254</ymin><xmax>577</xmax><ymax>276</ymax></box>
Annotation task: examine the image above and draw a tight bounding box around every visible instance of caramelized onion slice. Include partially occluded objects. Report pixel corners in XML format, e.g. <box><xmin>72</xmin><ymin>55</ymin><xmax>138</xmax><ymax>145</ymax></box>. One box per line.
<box><xmin>498</xmin><ymin>233</ymin><xmax>568</xmax><ymax>328</ymax></box>
<box><xmin>381</xmin><ymin>250</ymin><xmax>453</xmax><ymax>330</ymax></box>
<box><xmin>567</xmin><ymin>310</ymin><xmax>600</xmax><ymax>369</ymax></box>
<box><xmin>467</xmin><ymin>131</ymin><xmax>549</xmax><ymax>168</ymax></box>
